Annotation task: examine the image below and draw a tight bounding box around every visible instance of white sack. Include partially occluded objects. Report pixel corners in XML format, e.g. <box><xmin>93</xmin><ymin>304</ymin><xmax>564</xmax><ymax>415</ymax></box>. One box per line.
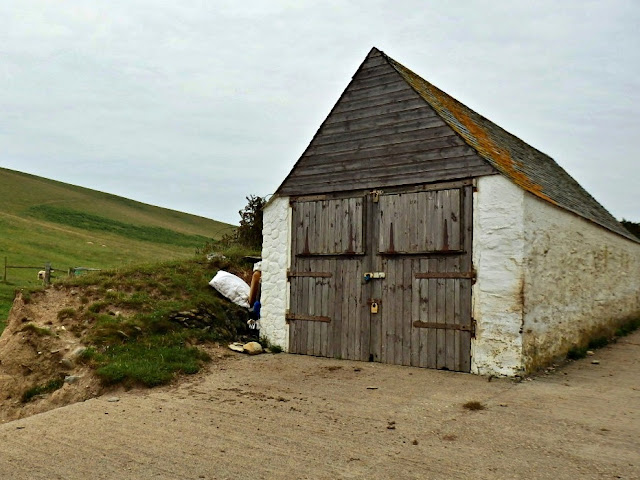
<box><xmin>209</xmin><ymin>270</ymin><xmax>250</xmax><ymax>308</ymax></box>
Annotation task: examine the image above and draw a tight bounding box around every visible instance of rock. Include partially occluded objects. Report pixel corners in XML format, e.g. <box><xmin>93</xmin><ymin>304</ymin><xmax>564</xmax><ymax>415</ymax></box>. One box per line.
<box><xmin>60</xmin><ymin>358</ymin><xmax>74</xmax><ymax>369</ymax></box>
<box><xmin>68</xmin><ymin>347</ymin><xmax>87</xmax><ymax>360</ymax></box>
<box><xmin>64</xmin><ymin>375</ymin><xmax>81</xmax><ymax>384</ymax></box>
<box><xmin>228</xmin><ymin>343</ymin><xmax>245</xmax><ymax>353</ymax></box>
<box><xmin>587</xmin><ymin>350</ymin><xmax>595</xmax><ymax>356</ymax></box>
<box><xmin>243</xmin><ymin>342</ymin><xmax>263</xmax><ymax>355</ymax></box>
<box><xmin>591</xmin><ymin>360</ymin><xmax>600</xmax><ymax>365</ymax></box>
<box><xmin>106</xmin><ymin>397</ymin><xmax>120</xmax><ymax>402</ymax></box>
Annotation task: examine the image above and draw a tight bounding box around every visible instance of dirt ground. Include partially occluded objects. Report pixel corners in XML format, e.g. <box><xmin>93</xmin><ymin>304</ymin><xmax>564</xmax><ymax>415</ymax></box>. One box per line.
<box><xmin>0</xmin><ymin>330</ymin><xmax>638</xmax><ymax>480</ymax></box>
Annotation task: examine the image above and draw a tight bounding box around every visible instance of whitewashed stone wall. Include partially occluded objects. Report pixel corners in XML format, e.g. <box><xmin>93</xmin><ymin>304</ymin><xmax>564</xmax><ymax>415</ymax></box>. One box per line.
<box><xmin>521</xmin><ymin>192</ymin><xmax>640</xmax><ymax>370</ymax></box>
<box><xmin>472</xmin><ymin>175</ymin><xmax>526</xmax><ymax>376</ymax></box>
<box><xmin>260</xmin><ymin>195</ymin><xmax>291</xmax><ymax>350</ymax></box>
<box><xmin>472</xmin><ymin>174</ymin><xmax>640</xmax><ymax>375</ymax></box>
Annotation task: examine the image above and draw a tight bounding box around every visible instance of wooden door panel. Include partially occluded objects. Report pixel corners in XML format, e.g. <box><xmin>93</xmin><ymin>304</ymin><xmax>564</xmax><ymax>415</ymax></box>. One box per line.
<box><xmin>378</xmin><ymin>189</ymin><xmax>461</xmax><ymax>254</ymax></box>
<box><xmin>289</xmin><ymin>184</ymin><xmax>472</xmax><ymax>371</ymax></box>
<box><xmin>293</xmin><ymin>197</ymin><xmax>365</xmax><ymax>255</ymax></box>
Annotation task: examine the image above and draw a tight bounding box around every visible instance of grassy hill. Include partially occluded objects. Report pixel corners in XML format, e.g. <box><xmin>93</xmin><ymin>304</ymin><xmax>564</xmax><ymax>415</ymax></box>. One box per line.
<box><xmin>0</xmin><ymin>167</ymin><xmax>234</xmax><ymax>327</ymax></box>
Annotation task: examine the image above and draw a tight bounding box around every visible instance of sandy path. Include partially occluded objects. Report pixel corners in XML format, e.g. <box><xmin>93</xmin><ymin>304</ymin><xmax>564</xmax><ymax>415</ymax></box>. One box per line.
<box><xmin>0</xmin><ymin>331</ymin><xmax>638</xmax><ymax>480</ymax></box>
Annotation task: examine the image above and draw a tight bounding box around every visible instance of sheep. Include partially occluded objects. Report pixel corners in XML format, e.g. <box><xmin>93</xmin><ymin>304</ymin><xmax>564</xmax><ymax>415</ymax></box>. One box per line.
<box><xmin>37</xmin><ymin>270</ymin><xmax>45</xmax><ymax>280</ymax></box>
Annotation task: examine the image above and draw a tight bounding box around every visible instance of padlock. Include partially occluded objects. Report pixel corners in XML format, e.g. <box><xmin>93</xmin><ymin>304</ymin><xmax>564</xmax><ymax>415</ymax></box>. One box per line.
<box><xmin>370</xmin><ymin>302</ymin><xmax>379</xmax><ymax>314</ymax></box>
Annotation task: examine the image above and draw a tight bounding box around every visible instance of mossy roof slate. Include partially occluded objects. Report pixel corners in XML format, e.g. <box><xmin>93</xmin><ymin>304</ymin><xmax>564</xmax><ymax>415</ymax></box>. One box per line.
<box><xmin>376</xmin><ymin>48</ymin><xmax>637</xmax><ymax>242</ymax></box>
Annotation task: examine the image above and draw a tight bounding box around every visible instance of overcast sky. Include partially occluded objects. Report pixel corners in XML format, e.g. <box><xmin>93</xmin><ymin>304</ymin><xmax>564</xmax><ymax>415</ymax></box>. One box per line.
<box><xmin>1</xmin><ymin>1</ymin><xmax>638</xmax><ymax>224</ymax></box>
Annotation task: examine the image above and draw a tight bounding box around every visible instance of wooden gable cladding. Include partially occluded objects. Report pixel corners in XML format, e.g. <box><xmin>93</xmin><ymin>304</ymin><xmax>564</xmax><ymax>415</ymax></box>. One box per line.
<box><xmin>378</xmin><ymin>189</ymin><xmax>461</xmax><ymax>254</ymax></box>
<box><xmin>292</xmin><ymin>196</ymin><xmax>365</xmax><ymax>255</ymax></box>
<box><xmin>276</xmin><ymin>49</ymin><xmax>495</xmax><ymax>196</ymax></box>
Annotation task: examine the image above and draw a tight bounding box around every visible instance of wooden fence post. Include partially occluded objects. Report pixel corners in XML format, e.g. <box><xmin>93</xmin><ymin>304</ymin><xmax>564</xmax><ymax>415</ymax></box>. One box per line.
<box><xmin>44</xmin><ymin>262</ymin><xmax>51</xmax><ymax>285</ymax></box>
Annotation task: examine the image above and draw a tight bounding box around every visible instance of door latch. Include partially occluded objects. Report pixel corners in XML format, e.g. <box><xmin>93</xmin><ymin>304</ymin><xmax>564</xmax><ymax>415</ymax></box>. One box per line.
<box><xmin>370</xmin><ymin>302</ymin><xmax>379</xmax><ymax>314</ymax></box>
<box><xmin>370</xmin><ymin>190</ymin><xmax>383</xmax><ymax>203</ymax></box>
<box><xmin>363</xmin><ymin>272</ymin><xmax>386</xmax><ymax>282</ymax></box>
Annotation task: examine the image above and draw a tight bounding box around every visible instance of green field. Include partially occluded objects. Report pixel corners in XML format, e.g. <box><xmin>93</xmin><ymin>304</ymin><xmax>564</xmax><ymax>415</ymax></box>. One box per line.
<box><xmin>0</xmin><ymin>167</ymin><xmax>234</xmax><ymax>328</ymax></box>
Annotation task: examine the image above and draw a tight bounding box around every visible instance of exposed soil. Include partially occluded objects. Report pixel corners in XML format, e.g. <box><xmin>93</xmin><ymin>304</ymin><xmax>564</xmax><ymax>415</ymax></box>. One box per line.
<box><xmin>0</xmin><ymin>289</ymin><xmax>104</xmax><ymax>422</ymax></box>
<box><xmin>0</xmin><ymin>329</ymin><xmax>638</xmax><ymax>479</ymax></box>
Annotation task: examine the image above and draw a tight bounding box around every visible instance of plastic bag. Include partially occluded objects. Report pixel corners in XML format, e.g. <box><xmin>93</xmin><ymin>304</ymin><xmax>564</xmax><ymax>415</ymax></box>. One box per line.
<box><xmin>209</xmin><ymin>270</ymin><xmax>250</xmax><ymax>308</ymax></box>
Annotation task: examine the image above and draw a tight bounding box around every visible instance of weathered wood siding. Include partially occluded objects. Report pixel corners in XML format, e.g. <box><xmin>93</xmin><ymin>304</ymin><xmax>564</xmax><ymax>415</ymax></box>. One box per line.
<box><xmin>277</xmin><ymin>49</ymin><xmax>494</xmax><ymax>196</ymax></box>
<box><xmin>287</xmin><ymin>182</ymin><xmax>474</xmax><ymax>371</ymax></box>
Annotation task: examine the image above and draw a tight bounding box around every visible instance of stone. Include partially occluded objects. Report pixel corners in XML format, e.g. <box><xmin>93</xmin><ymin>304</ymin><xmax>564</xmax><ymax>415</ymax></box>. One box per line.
<box><xmin>591</xmin><ymin>360</ymin><xmax>600</xmax><ymax>365</ymax></box>
<box><xmin>60</xmin><ymin>358</ymin><xmax>74</xmax><ymax>369</ymax></box>
<box><xmin>587</xmin><ymin>350</ymin><xmax>595</xmax><ymax>356</ymax></box>
<box><xmin>243</xmin><ymin>342</ymin><xmax>263</xmax><ymax>355</ymax></box>
<box><xmin>64</xmin><ymin>375</ymin><xmax>81</xmax><ymax>384</ymax></box>
<box><xmin>228</xmin><ymin>342</ymin><xmax>245</xmax><ymax>353</ymax></box>
<box><xmin>107</xmin><ymin>397</ymin><xmax>120</xmax><ymax>402</ymax></box>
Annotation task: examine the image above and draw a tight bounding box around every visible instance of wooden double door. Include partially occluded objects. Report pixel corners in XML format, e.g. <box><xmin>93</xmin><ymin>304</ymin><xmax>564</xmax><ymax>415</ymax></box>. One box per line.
<box><xmin>287</xmin><ymin>181</ymin><xmax>474</xmax><ymax>371</ymax></box>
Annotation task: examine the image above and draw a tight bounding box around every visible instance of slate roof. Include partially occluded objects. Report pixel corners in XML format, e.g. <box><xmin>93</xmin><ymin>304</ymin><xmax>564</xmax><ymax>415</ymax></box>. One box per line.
<box><xmin>378</xmin><ymin>48</ymin><xmax>638</xmax><ymax>242</ymax></box>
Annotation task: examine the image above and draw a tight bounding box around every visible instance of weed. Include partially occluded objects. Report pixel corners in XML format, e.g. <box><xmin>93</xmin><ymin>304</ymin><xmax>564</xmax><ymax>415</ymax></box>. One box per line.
<box><xmin>462</xmin><ymin>401</ymin><xmax>486</xmax><ymax>411</ymax></box>
<box><xmin>587</xmin><ymin>336</ymin><xmax>609</xmax><ymax>350</ymax></box>
<box><xmin>257</xmin><ymin>336</ymin><xmax>283</xmax><ymax>354</ymax></box>
<box><xmin>22</xmin><ymin>378</ymin><xmax>64</xmax><ymax>402</ymax></box>
<box><xmin>21</xmin><ymin>323</ymin><xmax>53</xmax><ymax>336</ymax></box>
<box><xmin>567</xmin><ymin>346</ymin><xmax>588</xmax><ymax>360</ymax></box>
<box><xmin>57</xmin><ymin>307</ymin><xmax>76</xmax><ymax>320</ymax></box>
<box><xmin>88</xmin><ymin>301</ymin><xmax>108</xmax><ymax>314</ymax></box>
<box><xmin>615</xmin><ymin>317</ymin><xmax>640</xmax><ymax>337</ymax></box>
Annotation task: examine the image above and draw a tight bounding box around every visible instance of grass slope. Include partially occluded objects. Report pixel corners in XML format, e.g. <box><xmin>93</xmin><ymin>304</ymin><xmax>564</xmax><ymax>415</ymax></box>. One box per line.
<box><xmin>0</xmin><ymin>167</ymin><xmax>235</xmax><ymax>328</ymax></box>
<box><xmin>57</xmin><ymin>253</ymin><xmax>253</xmax><ymax>387</ymax></box>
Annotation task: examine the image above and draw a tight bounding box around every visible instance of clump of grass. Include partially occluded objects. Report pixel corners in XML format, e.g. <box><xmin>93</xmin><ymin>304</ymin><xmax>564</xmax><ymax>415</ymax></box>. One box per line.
<box><xmin>587</xmin><ymin>336</ymin><xmax>609</xmax><ymax>350</ymax></box>
<box><xmin>22</xmin><ymin>378</ymin><xmax>64</xmax><ymax>403</ymax></box>
<box><xmin>95</xmin><ymin>336</ymin><xmax>210</xmax><ymax>387</ymax></box>
<box><xmin>87</xmin><ymin>301</ymin><xmax>108</xmax><ymax>314</ymax></box>
<box><xmin>57</xmin><ymin>307</ymin><xmax>76</xmax><ymax>320</ymax></box>
<box><xmin>462</xmin><ymin>401</ymin><xmax>486</xmax><ymax>411</ymax></box>
<box><xmin>567</xmin><ymin>346</ymin><xmax>588</xmax><ymax>360</ymax></box>
<box><xmin>21</xmin><ymin>322</ymin><xmax>53</xmax><ymax>336</ymax></box>
<box><xmin>77</xmin><ymin>347</ymin><xmax>104</xmax><ymax>366</ymax></box>
<box><xmin>258</xmin><ymin>336</ymin><xmax>283</xmax><ymax>353</ymax></box>
<box><xmin>615</xmin><ymin>317</ymin><xmax>640</xmax><ymax>337</ymax></box>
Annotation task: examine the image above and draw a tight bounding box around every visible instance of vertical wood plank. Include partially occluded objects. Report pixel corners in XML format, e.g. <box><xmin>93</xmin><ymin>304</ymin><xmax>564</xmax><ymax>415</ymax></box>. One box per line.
<box><xmin>427</xmin><ymin>258</ymin><xmax>438</xmax><ymax>368</ymax></box>
<box><xmin>402</xmin><ymin>257</ymin><xmax>412</xmax><ymax>366</ymax></box>
<box><xmin>393</xmin><ymin>258</ymin><xmax>403</xmax><ymax>365</ymax></box>
<box><xmin>334</xmin><ymin>200</ymin><xmax>342</xmax><ymax>254</ymax></box>
<box><xmin>443</xmin><ymin>192</ymin><xmax>456</xmax><ymax>370</ymax></box>
<box><xmin>435</xmin><ymin>256</ymin><xmax>446</xmax><ymax>369</ymax></box>
<box><xmin>385</xmin><ymin>257</ymin><xmax>396</xmax><ymax>364</ymax></box>
<box><xmin>411</xmin><ymin>258</ymin><xmax>421</xmax><ymax>367</ymax></box>
<box><xmin>450</xmin><ymin>189</ymin><xmax>461</xmax><ymax>250</ymax></box>
<box><xmin>319</xmin><ymin>258</ymin><xmax>328</xmax><ymax>356</ymax></box>
<box><xmin>299</xmin><ymin>259</ymin><xmax>309</xmax><ymax>354</ymax></box>
<box><xmin>461</xmin><ymin>185</ymin><xmax>473</xmax><ymax>372</ymax></box>
<box><xmin>419</xmin><ymin>258</ymin><xmax>430</xmax><ymax>368</ymax></box>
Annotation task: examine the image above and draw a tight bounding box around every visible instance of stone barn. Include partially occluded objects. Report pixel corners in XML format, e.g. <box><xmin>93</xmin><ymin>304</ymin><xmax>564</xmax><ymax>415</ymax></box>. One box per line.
<box><xmin>260</xmin><ymin>47</ymin><xmax>640</xmax><ymax>376</ymax></box>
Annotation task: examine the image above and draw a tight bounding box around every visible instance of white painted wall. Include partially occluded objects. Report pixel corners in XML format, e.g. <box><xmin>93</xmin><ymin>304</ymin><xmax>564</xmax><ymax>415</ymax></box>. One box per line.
<box><xmin>260</xmin><ymin>195</ymin><xmax>291</xmax><ymax>350</ymax></box>
<box><xmin>472</xmin><ymin>175</ymin><xmax>526</xmax><ymax>376</ymax></box>
<box><xmin>521</xmin><ymin>192</ymin><xmax>640</xmax><ymax>370</ymax></box>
